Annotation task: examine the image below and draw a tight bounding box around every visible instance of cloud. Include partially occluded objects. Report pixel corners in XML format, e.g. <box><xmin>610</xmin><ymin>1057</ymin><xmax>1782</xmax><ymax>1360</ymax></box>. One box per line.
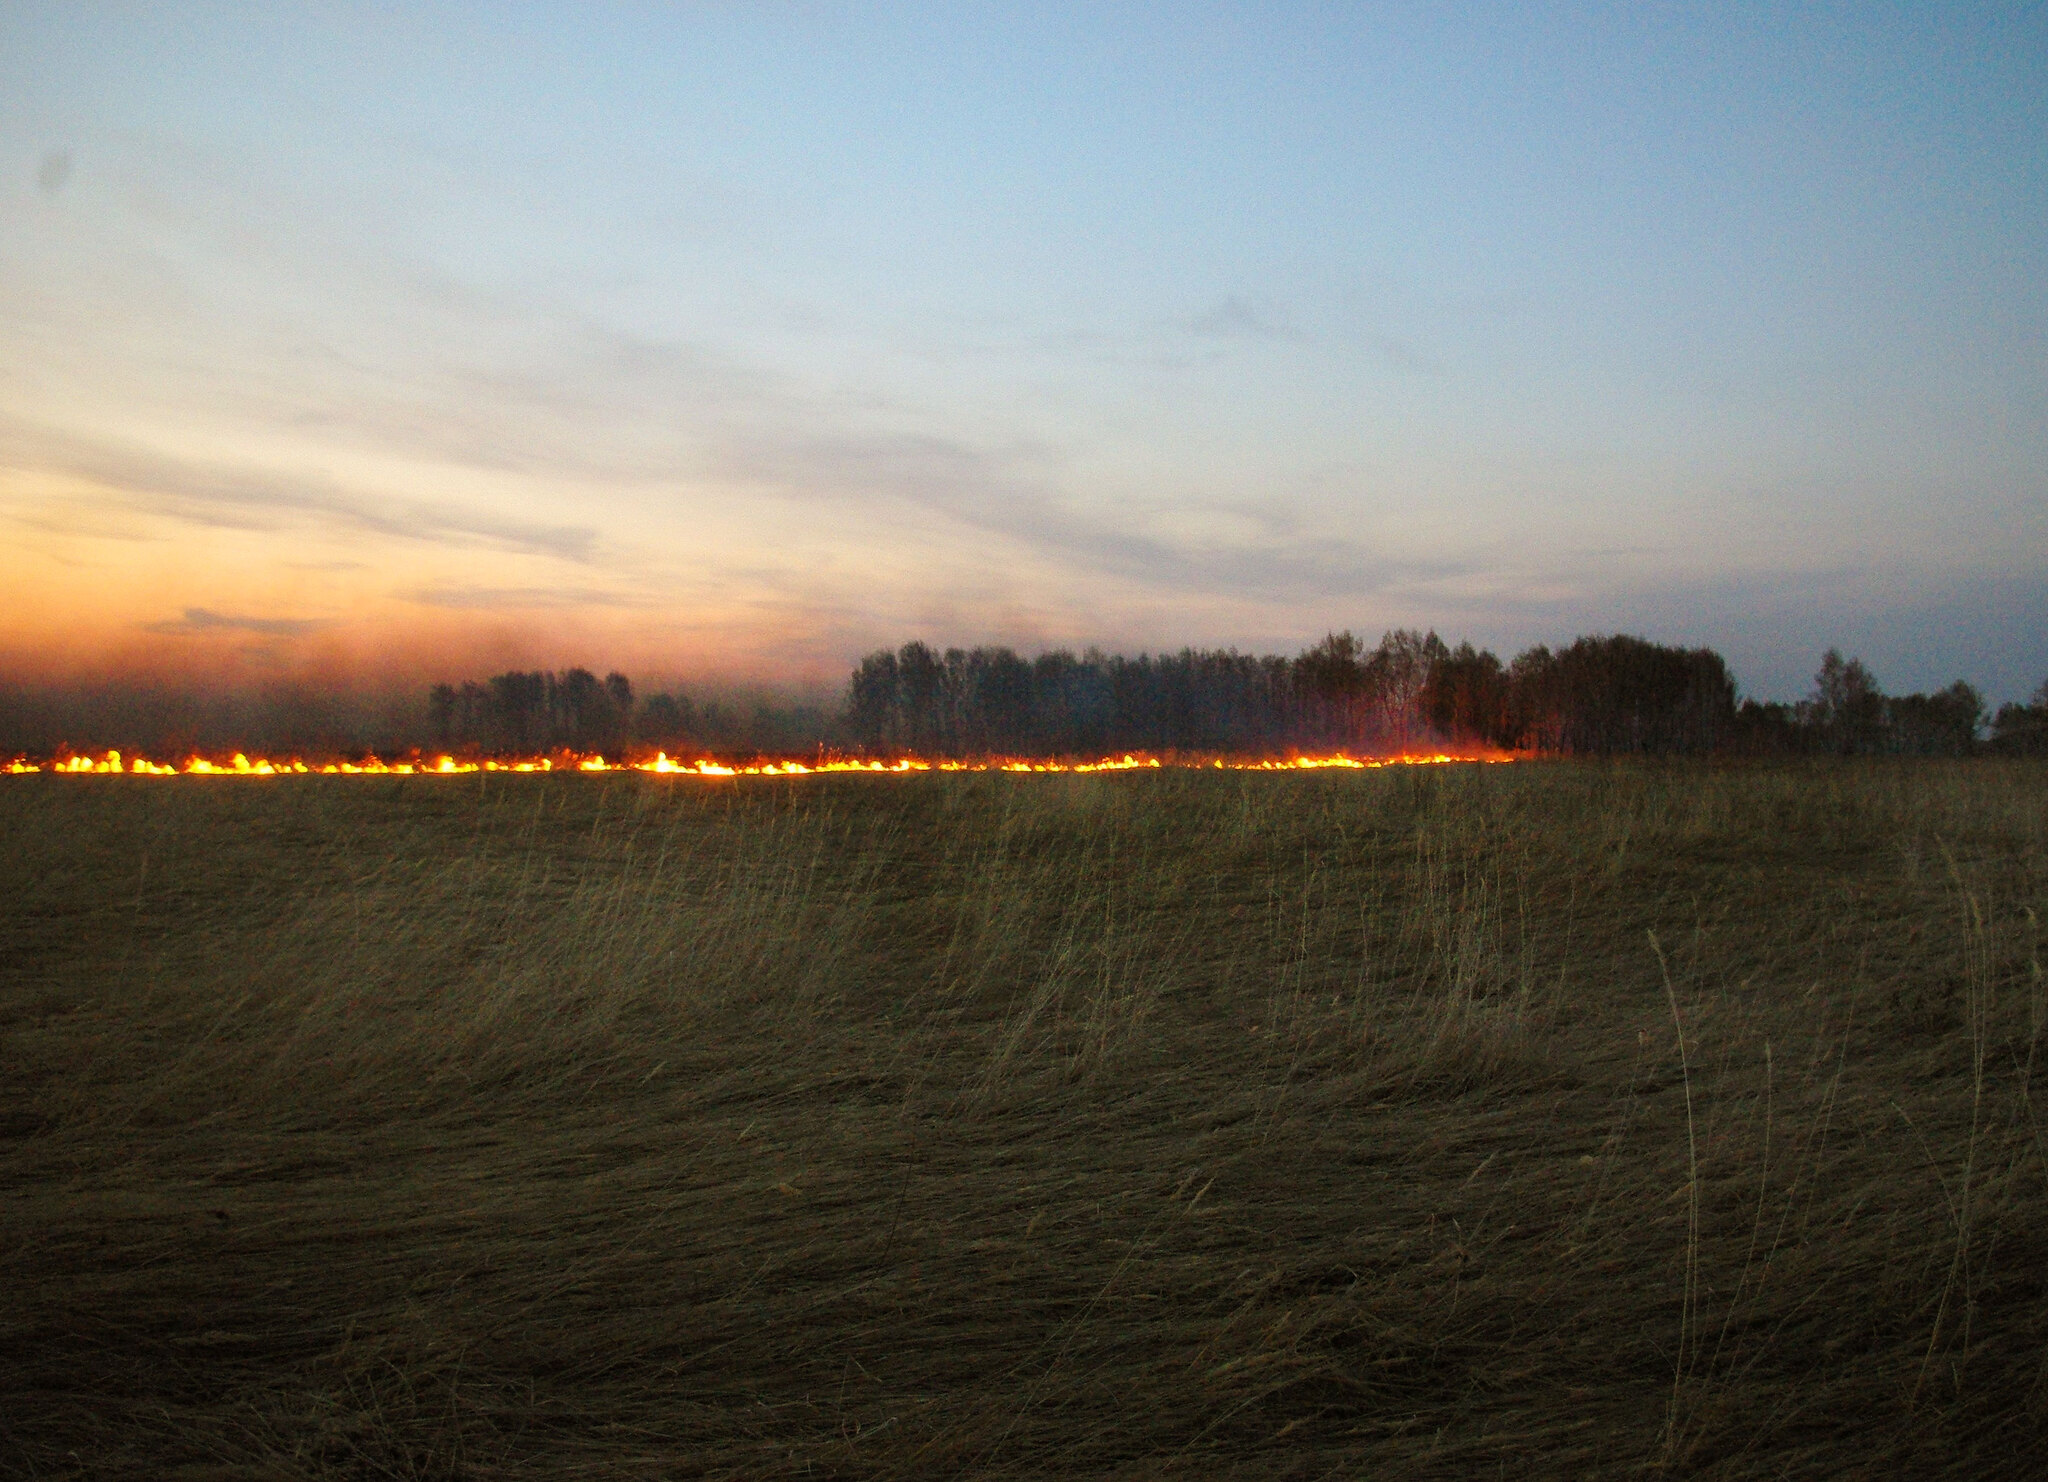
<box><xmin>143</xmin><ymin>607</ymin><xmax>332</xmax><ymax>637</ymax></box>
<box><xmin>1187</xmin><ymin>296</ymin><xmax>1441</xmax><ymax>373</ymax></box>
<box><xmin>37</xmin><ymin>150</ymin><xmax>71</xmax><ymax>197</ymax></box>
<box><xmin>1188</xmin><ymin>295</ymin><xmax>1304</xmax><ymax>343</ymax></box>
<box><xmin>405</xmin><ymin>586</ymin><xmax>656</xmax><ymax>610</ymax></box>
<box><xmin>1371</xmin><ymin>335</ymin><xmax>1441</xmax><ymax>375</ymax></box>
<box><xmin>259</xmin><ymin>319</ymin><xmax>771</xmax><ymax>486</ymax></box>
<box><xmin>719</xmin><ymin>427</ymin><xmax>1439</xmax><ymax>603</ymax></box>
<box><xmin>0</xmin><ymin>417</ymin><xmax>597</xmax><ymax>561</ymax></box>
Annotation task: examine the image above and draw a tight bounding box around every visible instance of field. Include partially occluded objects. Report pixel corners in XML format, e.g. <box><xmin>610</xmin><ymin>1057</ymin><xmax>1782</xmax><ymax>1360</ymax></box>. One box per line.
<box><xmin>4</xmin><ymin>761</ymin><xmax>2046</xmax><ymax>1479</ymax></box>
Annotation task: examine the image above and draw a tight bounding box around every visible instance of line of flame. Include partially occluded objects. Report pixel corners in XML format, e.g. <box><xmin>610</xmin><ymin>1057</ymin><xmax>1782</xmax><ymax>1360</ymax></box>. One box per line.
<box><xmin>5</xmin><ymin>748</ymin><xmax>1516</xmax><ymax>778</ymax></box>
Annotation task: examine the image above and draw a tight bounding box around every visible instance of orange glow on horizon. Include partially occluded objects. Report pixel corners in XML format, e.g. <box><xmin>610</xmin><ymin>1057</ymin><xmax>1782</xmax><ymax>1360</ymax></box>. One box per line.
<box><xmin>6</xmin><ymin>748</ymin><xmax>1521</xmax><ymax>778</ymax></box>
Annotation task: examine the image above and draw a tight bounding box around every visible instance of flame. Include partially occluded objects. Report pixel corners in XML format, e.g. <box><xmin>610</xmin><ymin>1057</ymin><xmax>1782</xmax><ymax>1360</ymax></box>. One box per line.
<box><xmin>4</xmin><ymin>747</ymin><xmax>1517</xmax><ymax>778</ymax></box>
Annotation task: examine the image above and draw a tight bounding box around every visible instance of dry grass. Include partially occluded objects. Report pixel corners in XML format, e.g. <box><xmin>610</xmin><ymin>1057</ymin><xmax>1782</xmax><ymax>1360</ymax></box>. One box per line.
<box><xmin>3</xmin><ymin>760</ymin><xmax>2046</xmax><ymax>1478</ymax></box>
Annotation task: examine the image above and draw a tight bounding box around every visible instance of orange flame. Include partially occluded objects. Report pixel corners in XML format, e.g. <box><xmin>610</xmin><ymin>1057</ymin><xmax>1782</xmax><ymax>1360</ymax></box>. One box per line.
<box><xmin>5</xmin><ymin>748</ymin><xmax>1518</xmax><ymax>778</ymax></box>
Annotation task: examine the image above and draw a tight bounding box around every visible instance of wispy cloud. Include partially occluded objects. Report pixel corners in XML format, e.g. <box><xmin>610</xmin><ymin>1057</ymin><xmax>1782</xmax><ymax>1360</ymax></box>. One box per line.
<box><xmin>0</xmin><ymin>417</ymin><xmax>598</xmax><ymax>561</ymax></box>
<box><xmin>405</xmin><ymin>586</ymin><xmax>656</xmax><ymax>610</ymax></box>
<box><xmin>37</xmin><ymin>150</ymin><xmax>72</xmax><ymax>197</ymax></box>
<box><xmin>718</xmin><ymin>427</ymin><xmax>1443</xmax><ymax>603</ymax></box>
<box><xmin>142</xmin><ymin>607</ymin><xmax>332</xmax><ymax>637</ymax></box>
<box><xmin>1181</xmin><ymin>293</ymin><xmax>1446</xmax><ymax>376</ymax></box>
<box><xmin>1370</xmin><ymin>335</ymin><xmax>1441</xmax><ymax>375</ymax></box>
<box><xmin>256</xmin><ymin>319</ymin><xmax>773</xmax><ymax>487</ymax></box>
<box><xmin>1188</xmin><ymin>295</ymin><xmax>1304</xmax><ymax>343</ymax></box>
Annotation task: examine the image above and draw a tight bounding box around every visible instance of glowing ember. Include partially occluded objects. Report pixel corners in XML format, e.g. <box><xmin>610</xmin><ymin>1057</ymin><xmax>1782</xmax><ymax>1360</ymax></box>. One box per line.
<box><xmin>3</xmin><ymin>748</ymin><xmax>1516</xmax><ymax>778</ymax></box>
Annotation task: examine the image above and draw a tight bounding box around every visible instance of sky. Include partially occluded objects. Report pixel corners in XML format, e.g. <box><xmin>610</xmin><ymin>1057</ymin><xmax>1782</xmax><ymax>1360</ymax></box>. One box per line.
<box><xmin>2</xmin><ymin>2</ymin><xmax>2043</xmax><ymax>704</ymax></box>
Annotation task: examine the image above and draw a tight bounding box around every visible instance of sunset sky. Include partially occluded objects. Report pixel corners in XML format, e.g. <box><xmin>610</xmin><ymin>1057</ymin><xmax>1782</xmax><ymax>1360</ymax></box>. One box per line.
<box><xmin>3</xmin><ymin>3</ymin><xmax>2043</xmax><ymax>702</ymax></box>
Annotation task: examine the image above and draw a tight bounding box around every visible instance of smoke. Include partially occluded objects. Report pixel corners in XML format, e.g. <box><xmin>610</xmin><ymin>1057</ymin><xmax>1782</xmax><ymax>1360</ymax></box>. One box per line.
<box><xmin>0</xmin><ymin>679</ymin><xmax>425</xmax><ymax>759</ymax></box>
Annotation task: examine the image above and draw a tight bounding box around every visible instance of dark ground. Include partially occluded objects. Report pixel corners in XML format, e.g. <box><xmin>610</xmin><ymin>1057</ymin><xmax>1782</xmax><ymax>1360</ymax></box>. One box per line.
<box><xmin>3</xmin><ymin>760</ymin><xmax>2045</xmax><ymax>1478</ymax></box>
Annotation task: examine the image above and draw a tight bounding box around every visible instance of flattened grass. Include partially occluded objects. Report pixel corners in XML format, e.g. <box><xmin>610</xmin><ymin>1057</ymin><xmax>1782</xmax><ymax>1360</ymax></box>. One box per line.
<box><xmin>3</xmin><ymin>761</ymin><xmax>2045</xmax><ymax>1477</ymax></box>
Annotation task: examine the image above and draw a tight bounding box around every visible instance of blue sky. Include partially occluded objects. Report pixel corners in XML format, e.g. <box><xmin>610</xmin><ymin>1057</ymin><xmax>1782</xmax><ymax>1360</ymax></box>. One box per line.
<box><xmin>2</xmin><ymin>2</ymin><xmax>2043</xmax><ymax>700</ymax></box>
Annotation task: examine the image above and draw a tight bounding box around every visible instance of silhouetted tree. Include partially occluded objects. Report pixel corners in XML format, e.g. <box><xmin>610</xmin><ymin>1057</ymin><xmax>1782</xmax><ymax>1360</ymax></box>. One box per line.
<box><xmin>1293</xmin><ymin>632</ymin><xmax>1370</xmax><ymax>746</ymax></box>
<box><xmin>1421</xmin><ymin>642</ymin><xmax>1508</xmax><ymax>745</ymax></box>
<box><xmin>554</xmin><ymin>668</ymin><xmax>607</xmax><ymax>749</ymax></box>
<box><xmin>428</xmin><ymin>683</ymin><xmax>457</xmax><ymax>746</ymax></box>
<box><xmin>959</xmin><ymin>646</ymin><xmax>1035</xmax><ymax>753</ymax></box>
<box><xmin>637</xmin><ymin>692</ymin><xmax>696</xmax><ymax>748</ymax></box>
<box><xmin>847</xmin><ymin>650</ymin><xmax>902</xmax><ymax>750</ymax></box>
<box><xmin>896</xmin><ymin>643</ymin><xmax>950</xmax><ymax>752</ymax></box>
<box><xmin>1990</xmin><ymin>681</ymin><xmax>2048</xmax><ymax>755</ymax></box>
<box><xmin>1731</xmin><ymin>698</ymin><xmax>1803</xmax><ymax>755</ymax></box>
<box><xmin>1886</xmin><ymin>681</ymin><xmax>1984</xmax><ymax>756</ymax></box>
<box><xmin>1366</xmin><ymin>630</ymin><xmax>1447</xmax><ymax>750</ymax></box>
<box><xmin>488</xmin><ymin>672</ymin><xmax>547</xmax><ymax>751</ymax></box>
<box><xmin>1502</xmin><ymin>636</ymin><xmax>1733</xmax><ymax>754</ymax></box>
<box><xmin>1804</xmin><ymin>650</ymin><xmax>1886</xmax><ymax>754</ymax></box>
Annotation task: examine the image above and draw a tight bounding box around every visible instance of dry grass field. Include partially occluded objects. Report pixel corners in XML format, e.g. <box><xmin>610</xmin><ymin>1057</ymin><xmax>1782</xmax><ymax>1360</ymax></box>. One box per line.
<box><xmin>3</xmin><ymin>761</ymin><xmax>2046</xmax><ymax>1479</ymax></box>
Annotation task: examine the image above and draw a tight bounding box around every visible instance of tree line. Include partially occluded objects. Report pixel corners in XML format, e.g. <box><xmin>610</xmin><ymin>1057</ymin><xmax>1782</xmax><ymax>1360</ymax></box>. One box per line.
<box><xmin>842</xmin><ymin>631</ymin><xmax>1742</xmax><ymax>756</ymax></box>
<box><xmin>425</xmin><ymin>637</ymin><xmax>2042</xmax><ymax>760</ymax></box>
<box><xmin>842</xmin><ymin>634</ymin><xmax>2047</xmax><ymax>757</ymax></box>
<box><xmin>1990</xmin><ymin>682</ymin><xmax>2048</xmax><ymax>756</ymax></box>
<box><xmin>1736</xmin><ymin>651</ymin><xmax>2045</xmax><ymax>757</ymax></box>
<box><xmin>426</xmin><ymin>669</ymin><xmax>827</xmax><ymax>755</ymax></box>
<box><xmin>429</xmin><ymin>670</ymin><xmax>636</xmax><ymax>753</ymax></box>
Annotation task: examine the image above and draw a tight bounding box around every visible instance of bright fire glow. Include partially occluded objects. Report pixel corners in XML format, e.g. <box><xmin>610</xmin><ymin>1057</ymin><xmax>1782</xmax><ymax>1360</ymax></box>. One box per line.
<box><xmin>4</xmin><ymin>749</ymin><xmax>1516</xmax><ymax>778</ymax></box>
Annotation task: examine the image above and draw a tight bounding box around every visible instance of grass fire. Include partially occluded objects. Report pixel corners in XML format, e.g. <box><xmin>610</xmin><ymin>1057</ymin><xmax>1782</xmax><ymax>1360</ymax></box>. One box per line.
<box><xmin>10</xmin><ymin>748</ymin><xmax>1512</xmax><ymax>777</ymax></box>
